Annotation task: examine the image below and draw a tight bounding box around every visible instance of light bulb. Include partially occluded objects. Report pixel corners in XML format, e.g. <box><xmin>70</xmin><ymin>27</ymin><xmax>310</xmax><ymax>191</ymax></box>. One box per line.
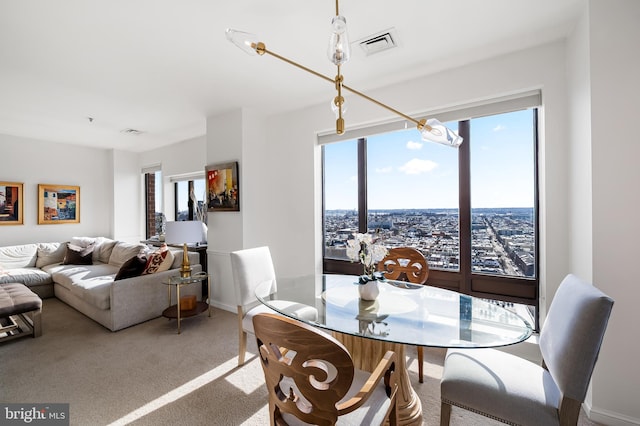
<box><xmin>420</xmin><ymin>118</ymin><xmax>463</xmax><ymax>147</ymax></box>
<box><xmin>225</xmin><ymin>29</ymin><xmax>260</xmax><ymax>56</ymax></box>
<box><xmin>327</xmin><ymin>16</ymin><xmax>351</xmax><ymax>65</ymax></box>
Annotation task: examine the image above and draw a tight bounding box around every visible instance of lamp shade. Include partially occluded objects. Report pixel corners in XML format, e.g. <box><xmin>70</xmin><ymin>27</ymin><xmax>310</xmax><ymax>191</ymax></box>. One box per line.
<box><xmin>420</xmin><ymin>118</ymin><xmax>463</xmax><ymax>147</ymax></box>
<box><xmin>225</xmin><ymin>29</ymin><xmax>260</xmax><ymax>56</ymax></box>
<box><xmin>165</xmin><ymin>221</ymin><xmax>207</xmax><ymax>245</ymax></box>
<box><xmin>327</xmin><ymin>16</ymin><xmax>351</xmax><ymax>65</ymax></box>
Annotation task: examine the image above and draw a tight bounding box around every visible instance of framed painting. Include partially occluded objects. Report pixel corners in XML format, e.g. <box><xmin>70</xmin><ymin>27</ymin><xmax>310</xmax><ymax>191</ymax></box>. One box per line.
<box><xmin>38</xmin><ymin>184</ymin><xmax>80</xmax><ymax>224</ymax></box>
<box><xmin>0</xmin><ymin>182</ymin><xmax>24</xmax><ymax>225</ymax></box>
<box><xmin>206</xmin><ymin>161</ymin><xmax>239</xmax><ymax>212</ymax></box>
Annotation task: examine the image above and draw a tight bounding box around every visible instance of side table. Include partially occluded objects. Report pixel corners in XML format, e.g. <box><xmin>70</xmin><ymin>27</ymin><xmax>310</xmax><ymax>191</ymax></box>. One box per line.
<box><xmin>162</xmin><ymin>272</ymin><xmax>211</xmax><ymax>334</ymax></box>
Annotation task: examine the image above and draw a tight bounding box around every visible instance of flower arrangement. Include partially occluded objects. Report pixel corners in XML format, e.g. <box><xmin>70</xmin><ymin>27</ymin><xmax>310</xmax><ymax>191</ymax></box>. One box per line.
<box><xmin>346</xmin><ymin>232</ymin><xmax>388</xmax><ymax>284</ymax></box>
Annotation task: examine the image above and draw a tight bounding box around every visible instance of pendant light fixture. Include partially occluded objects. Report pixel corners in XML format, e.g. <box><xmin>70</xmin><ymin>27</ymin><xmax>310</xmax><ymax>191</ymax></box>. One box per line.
<box><xmin>226</xmin><ymin>1</ymin><xmax>463</xmax><ymax>147</ymax></box>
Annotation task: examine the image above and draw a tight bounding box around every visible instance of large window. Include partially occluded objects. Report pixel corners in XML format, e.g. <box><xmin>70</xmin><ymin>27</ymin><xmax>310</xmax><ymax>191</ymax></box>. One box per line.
<box><xmin>323</xmin><ymin>104</ymin><xmax>539</xmax><ymax>325</ymax></box>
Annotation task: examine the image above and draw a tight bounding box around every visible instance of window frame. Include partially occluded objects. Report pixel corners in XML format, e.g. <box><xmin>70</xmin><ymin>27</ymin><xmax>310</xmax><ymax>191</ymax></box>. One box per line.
<box><xmin>322</xmin><ymin>105</ymin><xmax>540</xmax><ymax>329</ymax></box>
<box><xmin>171</xmin><ymin>174</ymin><xmax>205</xmax><ymax>222</ymax></box>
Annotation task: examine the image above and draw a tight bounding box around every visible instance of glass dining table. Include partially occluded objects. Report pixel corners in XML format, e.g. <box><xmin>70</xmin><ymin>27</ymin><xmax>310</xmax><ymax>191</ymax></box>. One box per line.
<box><xmin>255</xmin><ymin>274</ymin><xmax>533</xmax><ymax>425</ymax></box>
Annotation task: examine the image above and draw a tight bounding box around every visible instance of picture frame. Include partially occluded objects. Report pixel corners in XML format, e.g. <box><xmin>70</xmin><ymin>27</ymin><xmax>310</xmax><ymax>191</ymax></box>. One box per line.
<box><xmin>38</xmin><ymin>184</ymin><xmax>80</xmax><ymax>224</ymax></box>
<box><xmin>206</xmin><ymin>161</ymin><xmax>239</xmax><ymax>212</ymax></box>
<box><xmin>0</xmin><ymin>182</ymin><xmax>24</xmax><ymax>225</ymax></box>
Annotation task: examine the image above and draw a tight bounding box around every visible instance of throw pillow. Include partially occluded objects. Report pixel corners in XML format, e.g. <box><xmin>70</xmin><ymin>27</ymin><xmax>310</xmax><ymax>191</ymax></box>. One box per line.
<box><xmin>62</xmin><ymin>243</ymin><xmax>94</xmax><ymax>265</ymax></box>
<box><xmin>36</xmin><ymin>242</ymin><xmax>67</xmax><ymax>268</ymax></box>
<box><xmin>70</xmin><ymin>237</ymin><xmax>96</xmax><ymax>248</ymax></box>
<box><xmin>92</xmin><ymin>237</ymin><xmax>117</xmax><ymax>263</ymax></box>
<box><xmin>143</xmin><ymin>244</ymin><xmax>175</xmax><ymax>274</ymax></box>
<box><xmin>114</xmin><ymin>255</ymin><xmax>148</xmax><ymax>281</ymax></box>
<box><xmin>108</xmin><ymin>242</ymin><xmax>146</xmax><ymax>268</ymax></box>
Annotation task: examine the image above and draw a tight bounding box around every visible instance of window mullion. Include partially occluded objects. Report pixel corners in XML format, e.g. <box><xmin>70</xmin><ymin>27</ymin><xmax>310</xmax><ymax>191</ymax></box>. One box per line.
<box><xmin>358</xmin><ymin>137</ymin><xmax>367</xmax><ymax>234</ymax></box>
<box><xmin>458</xmin><ymin>120</ymin><xmax>472</xmax><ymax>294</ymax></box>
<box><xmin>188</xmin><ymin>180</ymin><xmax>195</xmax><ymax>220</ymax></box>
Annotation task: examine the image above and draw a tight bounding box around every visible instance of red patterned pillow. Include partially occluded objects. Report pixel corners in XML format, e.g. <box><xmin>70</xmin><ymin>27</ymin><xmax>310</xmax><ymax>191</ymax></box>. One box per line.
<box><xmin>142</xmin><ymin>245</ymin><xmax>174</xmax><ymax>274</ymax></box>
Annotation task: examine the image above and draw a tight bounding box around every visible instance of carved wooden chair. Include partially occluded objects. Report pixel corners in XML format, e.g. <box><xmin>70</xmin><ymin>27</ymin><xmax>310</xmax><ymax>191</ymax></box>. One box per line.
<box><xmin>252</xmin><ymin>312</ymin><xmax>398</xmax><ymax>425</ymax></box>
<box><xmin>440</xmin><ymin>274</ymin><xmax>614</xmax><ymax>426</ymax></box>
<box><xmin>377</xmin><ymin>247</ymin><xmax>429</xmax><ymax>382</ymax></box>
<box><xmin>230</xmin><ymin>246</ymin><xmax>317</xmax><ymax>366</ymax></box>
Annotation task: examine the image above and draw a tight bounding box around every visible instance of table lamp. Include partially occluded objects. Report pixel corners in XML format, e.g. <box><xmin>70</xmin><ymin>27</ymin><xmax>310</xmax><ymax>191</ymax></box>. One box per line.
<box><xmin>165</xmin><ymin>221</ymin><xmax>208</xmax><ymax>277</ymax></box>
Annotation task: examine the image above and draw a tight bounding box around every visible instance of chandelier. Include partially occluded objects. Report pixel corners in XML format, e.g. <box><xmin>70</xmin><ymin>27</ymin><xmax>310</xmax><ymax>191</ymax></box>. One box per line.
<box><xmin>226</xmin><ymin>1</ymin><xmax>463</xmax><ymax>147</ymax></box>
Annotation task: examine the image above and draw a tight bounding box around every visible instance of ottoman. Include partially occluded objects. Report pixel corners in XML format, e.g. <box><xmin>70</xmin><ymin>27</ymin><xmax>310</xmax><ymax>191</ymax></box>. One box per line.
<box><xmin>0</xmin><ymin>282</ymin><xmax>42</xmax><ymax>342</ymax></box>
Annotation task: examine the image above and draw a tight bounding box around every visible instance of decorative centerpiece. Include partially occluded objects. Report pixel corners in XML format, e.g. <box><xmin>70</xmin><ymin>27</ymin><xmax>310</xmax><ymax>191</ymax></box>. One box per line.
<box><xmin>180</xmin><ymin>243</ymin><xmax>192</xmax><ymax>278</ymax></box>
<box><xmin>346</xmin><ymin>232</ymin><xmax>388</xmax><ymax>300</ymax></box>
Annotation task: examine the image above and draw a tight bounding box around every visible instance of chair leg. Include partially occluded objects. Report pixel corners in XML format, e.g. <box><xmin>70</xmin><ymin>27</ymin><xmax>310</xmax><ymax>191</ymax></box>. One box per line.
<box><xmin>440</xmin><ymin>401</ymin><xmax>452</xmax><ymax>426</ymax></box>
<box><xmin>237</xmin><ymin>308</ymin><xmax>247</xmax><ymax>366</ymax></box>
<box><xmin>417</xmin><ymin>346</ymin><xmax>424</xmax><ymax>383</ymax></box>
<box><xmin>238</xmin><ymin>329</ymin><xmax>247</xmax><ymax>366</ymax></box>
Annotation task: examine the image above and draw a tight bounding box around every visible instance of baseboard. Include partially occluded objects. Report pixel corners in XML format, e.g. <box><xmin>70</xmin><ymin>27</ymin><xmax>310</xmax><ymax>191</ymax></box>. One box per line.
<box><xmin>584</xmin><ymin>403</ymin><xmax>640</xmax><ymax>426</ymax></box>
<box><xmin>209</xmin><ymin>299</ymin><xmax>235</xmax><ymax>314</ymax></box>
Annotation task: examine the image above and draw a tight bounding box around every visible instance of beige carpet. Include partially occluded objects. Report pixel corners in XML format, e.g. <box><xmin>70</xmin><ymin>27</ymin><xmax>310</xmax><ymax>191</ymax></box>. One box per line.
<box><xmin>1</xmin><ymin>299</ymin><xmax>599</xmax><ymax>425</ymax></box>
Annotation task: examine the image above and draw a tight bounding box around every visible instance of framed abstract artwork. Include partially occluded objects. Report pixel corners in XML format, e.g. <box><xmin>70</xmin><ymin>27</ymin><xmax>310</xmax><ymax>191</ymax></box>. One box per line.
<box><xmin>38</xmin><ymin>184</ymin><xmax>80</xmax><ymax>224</ymax></box>
<box><xmin>0</xmin><ymin>182</ymin><xmax>24</xmax><ymax>225</ymax></box>
<box><xmin>206</xmin><ymin>161</ymin><xmax>239</xmax><ymax>212</ymax></box>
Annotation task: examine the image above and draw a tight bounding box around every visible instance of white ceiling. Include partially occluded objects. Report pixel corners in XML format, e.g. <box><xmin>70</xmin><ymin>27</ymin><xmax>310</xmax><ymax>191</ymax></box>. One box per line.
<box><xmin>0</xmin><ymin>0</ymin><xmax>584</xmax><ymax>153</ymax></box>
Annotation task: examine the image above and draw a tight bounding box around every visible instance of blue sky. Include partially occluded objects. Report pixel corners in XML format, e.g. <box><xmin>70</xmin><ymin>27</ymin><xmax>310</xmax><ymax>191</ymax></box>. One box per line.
<box><xmin>324</xmin><ymin>109</ymin><xmax>535</xmax><ymax>210</ymax></box>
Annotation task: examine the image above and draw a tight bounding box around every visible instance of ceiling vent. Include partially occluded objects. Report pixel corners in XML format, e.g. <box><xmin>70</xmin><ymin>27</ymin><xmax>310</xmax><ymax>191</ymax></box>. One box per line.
<box><xmin>358</xmin><ymin>28</ymin><xmax>398</xmax><ymax>56</ymax></box>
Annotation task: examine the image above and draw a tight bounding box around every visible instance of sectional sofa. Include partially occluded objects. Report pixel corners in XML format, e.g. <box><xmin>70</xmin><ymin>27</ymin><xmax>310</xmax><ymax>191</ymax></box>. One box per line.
<box><xmin>0</xmin><ymin>237</ymin><xmax>202</xmax><ymax>331</ymax></box>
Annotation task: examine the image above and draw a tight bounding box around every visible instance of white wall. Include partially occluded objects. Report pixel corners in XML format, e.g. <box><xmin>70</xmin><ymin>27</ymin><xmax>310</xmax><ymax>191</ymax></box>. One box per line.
<box><xmin>111</xmin><ymin>149</ymin><xmax>140</xmax><ymax>243</ymax></box>
<box><xmin>0</xmin><ymin>133</ymin><xmax>113</xmax><ymax>245</ymax></box>
<box><xmin>205</xmin><ymin>110</ymin><xmax>244</xmax><ymax>311</ymax></box>
<box><xmin>587</xmin><ymin>1</ymin><xmax>640</xmax><ymax>424</ymax></box>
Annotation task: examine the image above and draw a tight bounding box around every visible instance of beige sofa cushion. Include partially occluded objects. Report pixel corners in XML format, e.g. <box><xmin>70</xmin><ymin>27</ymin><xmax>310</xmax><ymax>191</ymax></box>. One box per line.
<box><xmin>93</xmin><ymin>237</ymin><xmax>117</xmax><ymax>263</ymax></box>
<box><xmin>0</xmin><ymin>267</ymin><xmax>53</xmax><ymax>286</ymax></box>
<box><xmin>36</xmin><ymin>242</ymin><xmax>67</xmax><ymax>268</ymax></box>
<box><xmin>44</xmin><ymin>263</ymin><xmax>119</xmax><ymax>310</ymax></box>
<box><xmin>108</xmin><ymin>242</ymin><xmax>146</xmax><ymax>268</ymax></box>
<box><xmin>0</xmin><ymin>244</ymin><xmax>38</xmax><ymax>269</ymax></box>
<box><xmin>69</xmin><ymin>237</ymin><xmax>118</xmax><ymax>264</ymax></box>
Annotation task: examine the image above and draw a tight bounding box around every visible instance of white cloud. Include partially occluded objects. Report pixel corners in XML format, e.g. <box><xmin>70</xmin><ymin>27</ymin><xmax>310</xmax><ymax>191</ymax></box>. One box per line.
<box><xmin>375</xmin><ymin>166</ymin><xmax>393</xmax><ymax>174</ymax></box>
<box><xmin>493</xmin><ymin>124</ymin><xmax>506</xmax><ymax>132</ymax></box>
<box><xmin>406</xmin><ymin>140</ymin><xmax>423</xmax><ymax>150</ymax></box>
<box><xmin>349</xmin><ymin>175</ymin><xmax>357</xmax><ymax>183</ymax></box>
<box><xmin>399</xmin><ymin>158</ymin><xmax>438</xmax><ymax>175</ymax></box>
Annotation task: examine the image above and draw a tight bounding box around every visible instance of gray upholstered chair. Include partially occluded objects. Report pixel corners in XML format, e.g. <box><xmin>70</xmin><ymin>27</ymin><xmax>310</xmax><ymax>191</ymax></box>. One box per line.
<box><xmin>440</xmin><ymin>274</ymin><xmax>614</xmax><ymax>426</ymax></box>
<box><xmin>230</xmin><ymin>246</ymin><xmax>317</xmax><ymax>366</ymax></box>
<box><xmin>253</xmin><ymin>312</ymin><xmax>398</xmax><ymax>425</ymax></box>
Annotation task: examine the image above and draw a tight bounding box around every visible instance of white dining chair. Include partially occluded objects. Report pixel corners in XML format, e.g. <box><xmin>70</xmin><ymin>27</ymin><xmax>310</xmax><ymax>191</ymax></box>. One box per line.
<box><xmin>439</xmin><ymin>274</ymin><xmax>614</xmax><ymax>426</ymax></box>
<box><xmin>230</xmin><ymin>246</ymin><xmax>317</xmax><ymax>366</ymax></box>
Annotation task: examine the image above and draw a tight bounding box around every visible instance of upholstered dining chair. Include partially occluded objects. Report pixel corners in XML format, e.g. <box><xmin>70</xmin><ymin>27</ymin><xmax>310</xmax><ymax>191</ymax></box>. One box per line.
<box><xmin>230</xmin><ymin>246</ymin><xmax>317</xmax><ymax>366</ymax></box>
<box><xmin>440</xmin><ymin>274</ymin><xmax>614</xmax><ymax>426</ymax></box>
<box><xmin>377</xmin><ymin>247</ymin><xmax>430</xmax><ymax>383</ymax></box>
<box><xmin>252</xmin><ymin>312</ymin><xmax>398</xmax><ymax>425</ymax></box>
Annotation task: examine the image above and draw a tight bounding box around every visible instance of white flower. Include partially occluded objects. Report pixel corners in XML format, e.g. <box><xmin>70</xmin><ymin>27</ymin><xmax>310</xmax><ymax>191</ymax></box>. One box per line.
<box><xmin>346</xmin><ymin>232</ymin><xmax>388</xmax><ymax>277</ymax></box>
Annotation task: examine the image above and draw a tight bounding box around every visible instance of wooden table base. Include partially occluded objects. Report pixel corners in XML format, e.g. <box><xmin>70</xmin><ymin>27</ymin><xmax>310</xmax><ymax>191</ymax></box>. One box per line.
<box><xmin>333</xmin><ymin>332</ymin><xmax>422</xmax><ymax>425</ymax></box>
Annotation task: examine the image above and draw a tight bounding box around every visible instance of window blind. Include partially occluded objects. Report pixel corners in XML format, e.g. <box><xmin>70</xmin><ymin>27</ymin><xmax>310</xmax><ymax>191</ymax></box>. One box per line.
<box><xmin>318</xmin><ymin>90</ymin><xmax>541</xmax><ymax>145</ymax></box>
